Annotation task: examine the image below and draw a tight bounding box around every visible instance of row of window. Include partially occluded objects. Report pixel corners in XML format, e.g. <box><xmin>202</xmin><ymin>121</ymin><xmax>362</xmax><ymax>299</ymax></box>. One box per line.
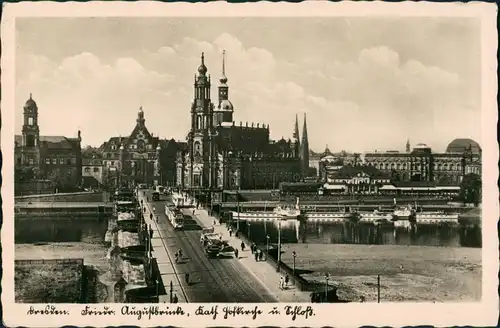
<box><xmin>45</xmin><ymin>158</ymin><xmax>75</xmax><ymax>165</ymax></box>
<box><xmin>370</xmin><ymin>162</ymin><xmax>462</xmax><ymax>171</ymax></box>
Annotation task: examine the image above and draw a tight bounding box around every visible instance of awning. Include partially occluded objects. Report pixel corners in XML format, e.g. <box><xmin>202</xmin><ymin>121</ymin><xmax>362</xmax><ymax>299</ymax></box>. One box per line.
<box><xmin>379</xmin><ymin>185</ymin><xmax>397</xmax><ymax>190</ymax></box>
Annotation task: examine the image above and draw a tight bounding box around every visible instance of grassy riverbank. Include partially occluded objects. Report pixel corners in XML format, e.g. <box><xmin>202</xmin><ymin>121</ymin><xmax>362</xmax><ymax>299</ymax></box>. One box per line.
<box><xmin>280</xmin><ymin>244</ymin><xmax>481</xmax><ymax>302</ymax></box>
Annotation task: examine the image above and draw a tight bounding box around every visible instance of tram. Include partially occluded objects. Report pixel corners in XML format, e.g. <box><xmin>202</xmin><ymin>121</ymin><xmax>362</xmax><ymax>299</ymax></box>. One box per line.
<box><xmin>152</xmin><ymin>191</ymin><xmax>160</xmax><ymax>201</ymax></box>
<box><xmin>165</xmin><ymin>205</ymin><xmax>184</xmax><ymax>229</ymax></box>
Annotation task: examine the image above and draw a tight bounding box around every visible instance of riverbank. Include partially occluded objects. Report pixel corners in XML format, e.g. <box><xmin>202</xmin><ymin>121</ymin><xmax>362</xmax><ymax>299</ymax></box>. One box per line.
<box><xmin>279</xmin><ymin>243</ymin><xmax>481</xmax><ymax>302</ymax></box>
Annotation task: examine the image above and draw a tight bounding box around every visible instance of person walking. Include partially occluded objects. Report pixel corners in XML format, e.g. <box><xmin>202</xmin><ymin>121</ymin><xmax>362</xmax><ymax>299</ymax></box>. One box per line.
<box><xmin>284</xmin><ymin>274</ymin><xmax>289</xmax><ymax>288</ymax></box>
<box><xmin>254</xmin><ymin>250</ymin><xmax>259</xmax><ymax>262</ymax></box>
<box><xmin>229</xmin><ymin>228</ymin><xmax>233</xmax><ymax>237</ymax></box>
<box><xmin>240</xmin><ymin>241</ymin><xmax>245</xmax><ymax>251</ymax></box>
<box><xmin>184</xmin><ymin>272</ymin><xmax>190</xmax><ymax>285</ymax></box>
<box><xmin>234</xmin><ymin>248</ymin><xmax>239</xmax><ymax>259</ymax></box>
<box><xmin>279</xmin><ymin>276</ymin><xmax>284</xmax><ymax>290</ymax></box>
<box><xmin>172</xmin><ymin>294</ymin><xmax>178</xmax><ymax>303</ymax></box>
<box><xmin>150</xmin><ymin>213</ymin><xmax>153</xmax><ymax>221</ymax></box>
<box><xmin>258</xmin><ymin>249</ymin><xmax>263</xmax><ymax>261</ymax></box>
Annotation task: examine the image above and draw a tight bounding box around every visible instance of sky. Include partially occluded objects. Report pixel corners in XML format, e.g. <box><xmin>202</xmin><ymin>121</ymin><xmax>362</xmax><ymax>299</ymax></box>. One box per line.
<box><xmin>15</xmin><ymin>17</ymin><xmax>481</xmax><ymax>152</ymax></box>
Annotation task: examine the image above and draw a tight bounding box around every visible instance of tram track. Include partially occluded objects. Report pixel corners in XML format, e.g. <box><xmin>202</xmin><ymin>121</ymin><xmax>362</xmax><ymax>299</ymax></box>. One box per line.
<box><xmin>181</xmin><ymin>229</ymin><xmax>274</xmax><ymax>302</ymax></box>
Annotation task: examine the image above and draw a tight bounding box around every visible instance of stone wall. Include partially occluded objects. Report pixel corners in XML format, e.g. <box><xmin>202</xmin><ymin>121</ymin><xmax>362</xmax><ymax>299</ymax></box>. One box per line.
<box><xmin>15</xmin><ymin>259</ymin><xmax>84</xmax><ymax>303</ymax></box>
<box><xmin>15</xmin><ymin>191</ymin><xmax>106</xmax><ymax>203</ymax></box>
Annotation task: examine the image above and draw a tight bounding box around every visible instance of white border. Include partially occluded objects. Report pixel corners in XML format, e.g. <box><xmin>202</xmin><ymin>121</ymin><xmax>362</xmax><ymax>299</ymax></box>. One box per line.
<box><xmin>1</xmin><ymin>2</ymin><xmax>498</xmax><ymax>327</ymax></box>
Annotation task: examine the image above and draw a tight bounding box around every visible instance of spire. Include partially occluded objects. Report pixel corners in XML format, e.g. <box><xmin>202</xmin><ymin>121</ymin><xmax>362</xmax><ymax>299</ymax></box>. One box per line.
<box><xmin>197</xmin><ymin>52</ymin><xmax>208</xmax><ymax>75</ymax></box>
<box><xmin>301</xmin><ymin>113</ymin><xmax>310</xmax><ymax>175</ymax></box>
<box><xmin>293</xmin><ymin>113</ymin><xmax>300</xmax><ymax>142</ymax></box>
<box><xmin>29</xmin><ymin>93</ymin><xmax>32</xmax><ymax>100</ymax></box>
<box><xmin>137</xmin><ymin>106</ymin><xmax>145</xmax><ymax>125</ymax></box>
<box><xmin>220</xmin><ymin>50</ymin><xmax>228</xmax><ymax>84</ymax></box>
<box><xmin>406</xmin><ymin>138</ymin><xmax>411</xmax><ymax>153</ymax></box>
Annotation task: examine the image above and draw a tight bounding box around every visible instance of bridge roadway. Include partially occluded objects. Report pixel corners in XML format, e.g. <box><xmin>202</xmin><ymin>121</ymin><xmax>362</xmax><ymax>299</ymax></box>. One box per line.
<box><xmin>145</xmin><ymin>191</ymin><xmax>277</xmax><ymax>303</ymax></box>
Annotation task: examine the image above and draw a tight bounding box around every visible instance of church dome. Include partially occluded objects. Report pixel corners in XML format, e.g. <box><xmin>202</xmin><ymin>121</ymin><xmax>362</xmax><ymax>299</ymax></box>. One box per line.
<box><xmin>219</xmin><ymin>99</ymin><xmax>233</xmax><ymax>111</ymax></box>
<box><xmin>446</xmin><ymin>138</ymin><xmax>481</xmax><ymax>154</ymax></box>
<box><xmin>24</xmin><ymin>94</ymin><xmax>37</xmax><ymax>109</ymax></box>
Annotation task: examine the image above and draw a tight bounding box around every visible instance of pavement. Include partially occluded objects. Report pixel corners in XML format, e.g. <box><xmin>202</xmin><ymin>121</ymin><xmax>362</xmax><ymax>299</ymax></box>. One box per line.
<box><xmin>139</xmin><ymin>190</ymin><xmax>276</xmax><ymax>303</ymax></box>
<box><xmin>191</xmin><ymin>201</ymin><xmax>311</xmax><ymax>302</ymax></box>
<box><xmin>138</xmin><ymin>191</ymin><xmax>188</xmax><ymax>303</ymax></box>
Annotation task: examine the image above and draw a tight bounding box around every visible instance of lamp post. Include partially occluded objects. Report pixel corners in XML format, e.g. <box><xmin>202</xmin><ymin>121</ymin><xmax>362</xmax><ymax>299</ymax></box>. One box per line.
<box><xmin>325</xmin><ymin>273</ymin><xmax>330</xmax><ymax>302</ymax></box>
<box><xmin>276</xmin><ymin>217</ymin><xmax>282</xmax><ymax>272</ymax></box>
<box><xmin>236</xmin><ymin>190</ymin><xmax>240</xmax><ymax>234</ymax></box>
<box><xmin>247</xmin><ymin>221</ymin><xmax>251</xmax><ymax>239</ymax></box>
<box><xmin>292</xmin><ymin>251</ymin><xmax>297</xmax><ymax>283</ymax></box>
<box><xmin>266</xmin><ymin>234</ymin><xmax>270</xmax><ymax>255</ymax></box>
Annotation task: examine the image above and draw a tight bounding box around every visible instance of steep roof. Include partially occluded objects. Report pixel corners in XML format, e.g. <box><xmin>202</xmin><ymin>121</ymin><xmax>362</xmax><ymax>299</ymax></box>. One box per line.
<box><xmin>15</xmin><ymin>135</ymin><xmax>79</xmax><ymax>150</ymax></box>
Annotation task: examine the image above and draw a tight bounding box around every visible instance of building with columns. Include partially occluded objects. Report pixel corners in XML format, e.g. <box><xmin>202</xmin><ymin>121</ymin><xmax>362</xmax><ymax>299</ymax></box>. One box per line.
<box><xmin>14</xmin><ymin>94</ymin><xmax>82</xmax><ymax>193</ymax></box>
<box><xmin>176</xmin><ymin>52</ymin><xmax>304</xmax><ymax>191</ymax></box>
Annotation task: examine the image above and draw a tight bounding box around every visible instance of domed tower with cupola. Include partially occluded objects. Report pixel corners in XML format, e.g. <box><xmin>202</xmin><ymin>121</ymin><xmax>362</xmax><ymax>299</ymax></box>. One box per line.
<box><xmin>21</xmin><ymin>93</ymin><xmax>41</xmax><ymax>167</ymax></box>
<box><xmin>214</xmin><ymin>50</ymin><xmax>234</xmax><ymax>126</ymax></box>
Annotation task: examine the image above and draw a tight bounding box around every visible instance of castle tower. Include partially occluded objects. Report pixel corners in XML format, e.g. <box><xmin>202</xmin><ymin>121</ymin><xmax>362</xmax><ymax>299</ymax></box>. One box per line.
<box><xmin>300</xmin><ymin>113</ymin><xmax>310</xmax><ymax>176</ymax></box>
<box><xmin>214</xmin><ymin>50</ymin><xmax>234</xmax><ymax>126</ymax></box>
<box><xmin>21</xmin><ymin>93</ymin><xmax>41</xmax><ymax>167</ymax></box>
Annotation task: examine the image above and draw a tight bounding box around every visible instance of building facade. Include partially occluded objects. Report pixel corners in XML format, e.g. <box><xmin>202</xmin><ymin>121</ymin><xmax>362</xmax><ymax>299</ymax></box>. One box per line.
<box><xmin>14</xmin><ymin>94</ymin><xmax>82</xmax><ymax>191</ymax></box>
<box><xmin>362</xmin><ymin>139</ymin><xmax>481</xmax><ymax>185</ymax></box>
<box><xmin>98</xmin><ymin>108</ymin><xmax>180</xmax><ymax>187</ymax></box>
<box><xmin>82</xmin><ymin>157</ymin><xmax>105</xmax><ymax>188</ymax></box>
<box><xmin>176</xmin><ymin>52</ymin><xmax>304</xmax><ymax>191</ymax></box>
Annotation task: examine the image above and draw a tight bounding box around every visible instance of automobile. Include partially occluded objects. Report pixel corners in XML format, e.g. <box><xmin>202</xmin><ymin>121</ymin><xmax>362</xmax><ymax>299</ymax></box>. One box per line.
<box><xmin>205</xmin><ymin>244</ymin><xmax>220</xmax><ymax>258</ymax></box>
<box><xmin>218</xmin><ymin>245</ymin><xmax>235</xmax><ymax>258</ymax></box>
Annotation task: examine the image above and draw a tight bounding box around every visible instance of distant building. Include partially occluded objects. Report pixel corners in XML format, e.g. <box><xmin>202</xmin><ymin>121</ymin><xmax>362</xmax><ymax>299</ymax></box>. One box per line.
<box><xmin>82</xmin><ymin>157</ymin><xmax>105</xmax><ymax>188</ymax></box>
<box><xmin>14</xmin><ymin>94</ymin><xmax>82</xmax><ymax>191</ymax></box>
<box><xmin>97</xmin><ymin>108</ymin><xmax>181</xmax><ymax>187</ymax></box>
<box><xmin>323</xmin><ymin>165</ymin><xmax>392</xmax><ymax>194</ymax></box>
<box><xmin>176</xmin><ymin>52</ymin><xmax>304</xmax><ymax>191</ymax></box>
<box><xmin>363</xmin><ymin>138</ymin><xmax>481</xmax><ymax>185</ymax></box>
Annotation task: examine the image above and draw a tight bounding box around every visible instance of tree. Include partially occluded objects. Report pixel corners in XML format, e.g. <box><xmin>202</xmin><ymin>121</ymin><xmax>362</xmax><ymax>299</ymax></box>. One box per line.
<box><xmin>47</xmin><ymin>168</ymin><xmax>75</xmax><ymax>192</ymax></box>
<box><xmin>460</xmin><ymin>173</ymin><xmax>481</xmax><ymax>206</ymax></box>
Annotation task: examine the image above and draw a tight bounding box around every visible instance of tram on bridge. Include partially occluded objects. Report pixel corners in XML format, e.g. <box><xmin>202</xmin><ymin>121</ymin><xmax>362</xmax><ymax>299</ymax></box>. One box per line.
<box><xmin>165</xmin><ymin>205</ymin><xmax>184</xmax><ymax>229</ymax></box>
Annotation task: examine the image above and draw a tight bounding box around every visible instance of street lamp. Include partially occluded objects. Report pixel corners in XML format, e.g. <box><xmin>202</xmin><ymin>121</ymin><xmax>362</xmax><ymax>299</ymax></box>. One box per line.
<box><xmin>292</xmin><ymin>251</ymin><xmax>297</xmax><ymax>283</ymax></box>
<box><xmin>247</xmin><ymin>221</ymin><xmax>251</xmax><ymax>238</ymax></box>
<box><xmin>325</xmin><ymin>273</ymin><xmax>330</xmax><ymax>302</ymax></box>
<box><xmin>276</xmin><ymin>218</ymin><xmax>282</xmax><ymax>272</ymax></box>
<box><xmin>266</xmin><ymin>234</ymin><xmax>270</xmax><ymax>257</ymax></box>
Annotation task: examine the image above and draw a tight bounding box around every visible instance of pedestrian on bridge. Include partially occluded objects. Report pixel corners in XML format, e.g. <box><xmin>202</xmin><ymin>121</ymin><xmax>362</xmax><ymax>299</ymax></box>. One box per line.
<box><xmin>285</xmin><ymin>274</ymin><xmax>289</xmax><ymax>288</ymax></box>
<box><xmin>258</xmin><ymin>249</ymin><xmax>263</xmax><ymax>261</ymax></box>
<box><xmin>234</xmin><ymin>248</ymin><xmax>239</xmax><ymax>259</ymax></box>
<box><xmin>254</xmin><ymin>250</ymin><xmax>259</xmax><ymax>262</ymax></box>
<box><xmin>229</xmin><ymin>228</ymin><xmax>233</xmax><ymax>237</ymax></box>
<box><xmin>185</xmin><ymin>272</ymin><xmax>190</xmax><ymax>285</ymax></box>
<box><xmin>240</xmin><ymin>241</ymin><xmax>245</xmax><ymax>251</ymax></box>
<box><xmin>150</xmin><ymin>213</ymin><xmax>153</xmax><ymax>221</ymax></box>
<box><xmin>172</xmin><ymin>294</ymin><xmax>178</xmax><ymax>303</ymax></box>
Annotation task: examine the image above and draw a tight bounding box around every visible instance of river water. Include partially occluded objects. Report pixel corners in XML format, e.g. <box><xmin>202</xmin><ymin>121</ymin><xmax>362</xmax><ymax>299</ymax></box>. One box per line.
<box><xmin>239</xmin><ymin>219</ymin><xmax>481</xmax><ymax>248</ymax></box>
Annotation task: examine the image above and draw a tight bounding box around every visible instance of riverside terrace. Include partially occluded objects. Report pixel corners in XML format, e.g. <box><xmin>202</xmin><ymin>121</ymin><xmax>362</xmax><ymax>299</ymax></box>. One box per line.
<box><xmin>14</xmin><ymin>202</ymin><xmax>114</xmax><ymax>218</ymax></box>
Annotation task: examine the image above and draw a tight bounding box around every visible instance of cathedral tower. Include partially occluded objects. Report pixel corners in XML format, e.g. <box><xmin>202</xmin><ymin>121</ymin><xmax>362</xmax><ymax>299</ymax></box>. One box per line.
<box><xmin>189</xmin><ymin>52</ymin><xmax>215</xmax><ymax>188</ymax></box>
<box><xmin>214</xmin><ymin>50</ymin><xmax>234</xmax><ymax>126</ymax></box>
<box><xmin>21</xmin><ymin>93</ymin><xmax>41</xmax><ymax>167</ymax></box>
<box><xmin>300</xmin><ymin>113</ymin><xmax>310</xmax><ymax>176</ymax></box>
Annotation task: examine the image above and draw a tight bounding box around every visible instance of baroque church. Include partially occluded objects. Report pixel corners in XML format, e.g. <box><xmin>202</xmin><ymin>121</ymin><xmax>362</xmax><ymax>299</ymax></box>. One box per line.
<box><xmin>176</xmin><ymin>52</ymin><xmax>309</xmax><ymax>190</ymax></box>
<box><xmin>14</xmin><ymin>94</ymin><xmax>82</xmax><ymax>193</ymax></box>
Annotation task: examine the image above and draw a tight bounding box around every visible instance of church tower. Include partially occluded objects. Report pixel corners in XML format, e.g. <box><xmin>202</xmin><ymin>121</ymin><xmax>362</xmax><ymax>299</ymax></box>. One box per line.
<box><xmin>214</xmin><ymin>50</ymin><xmax>234</xmax><ymax>126</ymax></box>
<box><xmin>300</xmin><ymin>113</ymin><xmax>310</xmax><ymax>176</ymax></box>
<box><xmin>406</xmin><ymin>139</ymin><xmax>411</xmax><ymax>153</ymax></box>
<box><xmin>189</xmin><ymin>52</ymin><xmax>215</xmax><ymax>188</ymax></box>
<box><xmin>21</xmin><ymin>93</ymin><xmax>41</xmax><ymax>167</ymax></box>
<box><xmin>292</xmin><ymin>114</ymin><xmax>300</xmax><ymax>158</ymax></box>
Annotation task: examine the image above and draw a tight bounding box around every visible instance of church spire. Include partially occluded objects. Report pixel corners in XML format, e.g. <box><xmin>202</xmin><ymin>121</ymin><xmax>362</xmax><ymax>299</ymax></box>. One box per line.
<box><xmin>220</xmin><ymin>50</ymin><xmax>228</xmax><ymax>85</ymax></box>
<box><xmin>293</xmin><ymin>113</ymin><xmax>300</xmax><ymax>142</ymax></box>
<box><xmin>301</xmin><ymin>113</ymin><xmax>310</xmax><ymax>176</ymax></box>
<box><xmin>406</xmin><ymin>138</ymin><xmax>411</xmax><ymax>153</ymax></box>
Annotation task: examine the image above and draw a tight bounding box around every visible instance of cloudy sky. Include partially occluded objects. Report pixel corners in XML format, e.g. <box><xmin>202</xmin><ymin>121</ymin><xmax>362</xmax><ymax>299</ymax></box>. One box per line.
<box><xmin>15</xmin><ymin>17</ymin><xmax>481</xmax><ymax>152</ymax></box>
